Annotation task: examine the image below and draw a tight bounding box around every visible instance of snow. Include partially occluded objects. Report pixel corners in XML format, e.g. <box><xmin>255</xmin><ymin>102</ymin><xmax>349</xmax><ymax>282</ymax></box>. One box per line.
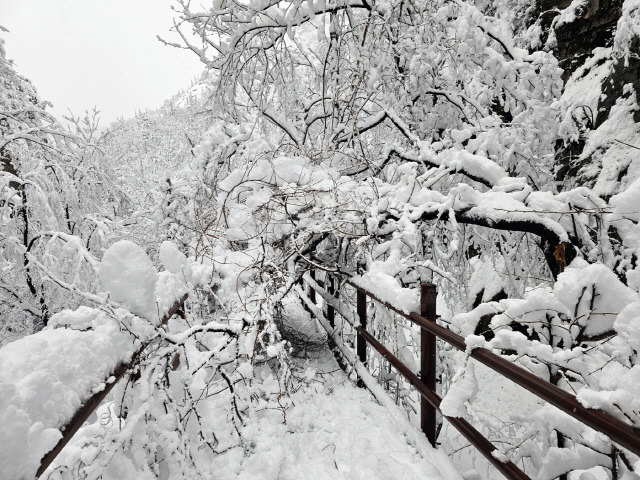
<box><xmin>0</xmin><ymin>238</ymin><xmax>207</xmax><ymax>479</ymax></box>
<box><xmin>490</xmin><ymin>449</ymin><xmax>509</xmax><ymax>463</ymax></box>
<box><xmin>559</xmin><ymin>47</ymin><xmax>611</xmax><ymax>142</ymax></box>
<box><xmin>44</xmin><ymin>291</ymin><xmax>463</xmax><ymax>480</ymax></box>
<box><xmin>418</xmin><ymin>142</ymin><xmax>510</xmax><ymax>187</ymax></box>
<box><xmin>467</xmin><ymin>256</ymin><xmax>506</xmax><ymax>307</ymax></box>
<box><xmin>614</xmin><ymin>0</ymin><xmax>640</xmax><ymax>64</ymax></box>
<box><xmin>555</xmin><ymin>259</ymin><xmax>638</xmax><ymax>337</ymax></box>
<box><xmin>159</xmin><ymin>240</ymin><xmax>188</xmax><ymax>274</ymax></box>
<box><xmin>588</xmin><ymin>92</ymin><xmax>639</xmax><ymax>197</ymax></box>
<box><xmin>440</xmin><ymin>361</ymin><xmax>479</xmax><ymax>418</ymax></box>
<box><xmin>611</xmin><ymin>176</ymin><xmax>640</xmax><ymax>222</ymax></box>
<box><xmin>453</xmin><ymin>258</ymin><xmax>640</xmax><ymax>345</ymax></box>
<box><xmin>154</xmin><ymin>270</ymin><xmax>189</xmax><ymax>317</ymax></box>
<box><xmin>5</xmin><ymin>0</ymin><xmax>640</xmax><ymax>477</ymax></box>
<box><xmin>553</xmin><ymin>0</ymin><xmax>589</xmax><ymax>28</ymax></box>
<box><xmin>52</xmin><ymin>352</ymin><xmax>465</xmax><ymax>480</ymax></box>
<box><xmin>576</xmin><ymin>363</ymin><xmax>640</xmax><ymax>414</ymax></box>
<box><xmin>0</xmin><ymin>308</ymin><xmax>136</xmax><ymax>480</ymax></box>
<box><xmin>350</xmin><ymin>249</ymin><xmax>420</xmax><ymax>314</ymax></box>
<box><xmin>439</xmin><ymin>356</ymin><xmax>544</xmax><ymax>478</ymax></box>
<box><xmin>98</xmin><ymin>240</ymin><xmax>159</xmax><ymax>322</ymax></box>
<box><xmin>615</xmin><ymin>301</ymin><xmax>640</xmax><ymax>351</ymax></box>
<box><xmin>211</xmin><ymin>350</ymin><xmax>463</xmax><ymax>480</ymax></box>
<box><xmin>540</xmin><ymin>443</ymin><xmax>612</xmax><ymax>480</ymax></box>
<box><xmin>443</xmin><ymin>256</ymin><xmax>640</xmax><ymax>476</ymax></box>
<box><xmin>297</xmin><ymin>285</ymin><xmax>463</xmax><ymax>478</ymax></box>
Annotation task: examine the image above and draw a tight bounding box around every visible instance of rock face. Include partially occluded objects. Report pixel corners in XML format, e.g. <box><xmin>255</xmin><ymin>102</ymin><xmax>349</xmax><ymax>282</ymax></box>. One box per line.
<box><xmin>598</xmin><ymin>35</ymin><xmax>640</xmax><ymax>127</ymax></box>
<box><xmin>526</xmin><ymin>0</ymin><xmax>640</xmax><ymax>194</ymax></box>
<box><xmin>542</xmin><ymin>0</ymin><xmax>623</xmax><ymax>80</ymax></box>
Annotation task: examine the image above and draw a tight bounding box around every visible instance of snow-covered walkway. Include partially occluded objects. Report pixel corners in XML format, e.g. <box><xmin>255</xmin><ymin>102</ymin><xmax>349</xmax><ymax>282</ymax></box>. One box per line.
<box><xmin>211</xmin><ymin>349</ymin><xmax>462</xmax><ymax>480</ymax></box>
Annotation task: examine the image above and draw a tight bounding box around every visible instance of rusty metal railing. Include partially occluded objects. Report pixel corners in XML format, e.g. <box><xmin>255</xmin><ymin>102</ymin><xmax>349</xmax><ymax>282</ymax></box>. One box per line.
<box><xmin>300</xmin><ymin>271</ymin><xmax>640</xmax><ymax>480</ymax></box>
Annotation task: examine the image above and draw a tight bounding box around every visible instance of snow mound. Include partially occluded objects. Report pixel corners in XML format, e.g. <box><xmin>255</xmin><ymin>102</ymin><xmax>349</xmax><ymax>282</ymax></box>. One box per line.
<box><xmin>99</xmin><ymin>240</ymin><xmax>158</xmax><ymax>321</ymax></box>
<box><xmin>0</xmin><ymin>309</ymin><xmax>135</xmax><ymax>479</ymax></box>
<box><xmin>611</xmin><ymin>176</ymin><xmax>640</xmax><ymax>222</ymax></box>
<box><xmin>351</xmin><ymin>248</ymin><xmax>419</xmax><ymax>314</ymax></box>
<box><xmin>159</xmin><ymin>240</ymin><xmax>188</xmax><ymax>274</ymax></box>
<box><xmin>440</xmin><ymin>362</ymin><xmax>479</xmax><ymax>418</ymax></box>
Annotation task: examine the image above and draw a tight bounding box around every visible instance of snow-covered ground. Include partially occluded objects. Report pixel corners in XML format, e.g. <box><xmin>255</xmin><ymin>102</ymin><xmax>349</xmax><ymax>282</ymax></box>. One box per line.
<box><xmin>210</xmin><ymin>349</ymin><xmax>462</xmax><ymax>480</ymax></box>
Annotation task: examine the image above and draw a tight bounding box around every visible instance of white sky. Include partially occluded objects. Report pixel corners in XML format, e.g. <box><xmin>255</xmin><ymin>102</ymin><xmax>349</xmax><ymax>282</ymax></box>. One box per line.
<box><xmin>1</xmin><ymin>0</ymin><xmax>205</xmax><ymax>126</ymax></box>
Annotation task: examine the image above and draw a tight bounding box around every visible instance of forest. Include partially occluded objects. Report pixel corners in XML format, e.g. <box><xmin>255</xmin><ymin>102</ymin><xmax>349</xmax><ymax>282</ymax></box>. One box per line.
<box><xmin>1</xmin><ymin>0</ymin><xmax>640</xmax><ymax>479</ymax></box>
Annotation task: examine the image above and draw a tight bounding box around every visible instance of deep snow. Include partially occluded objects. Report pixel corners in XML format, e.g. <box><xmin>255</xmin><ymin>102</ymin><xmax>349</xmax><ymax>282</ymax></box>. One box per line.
<box><xmin>209</xmin><ymin>349</ymin><xmax>463</xmax><ymax>480</ymax></box>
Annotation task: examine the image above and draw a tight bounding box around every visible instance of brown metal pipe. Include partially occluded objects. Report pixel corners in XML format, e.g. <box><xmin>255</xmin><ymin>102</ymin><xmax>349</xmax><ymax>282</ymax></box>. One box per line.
<box><xmin>303</xmin><ymin>278</ymin><xmax>531</xmax><ymax>479</ymax></box>
<box><xmin>342</xmin><ymin>279</ymin><xmax>640</xmax><ymax>457</ymax></box>
<box><xmin>308</xmin><ymin>270</ymin><xmax>316</xmax><ymax>304</ymax></box>
<box><xmin>327</xmin><ymin>275</ymin><xmax>335</xmax><ymax>328</ymax></box>
<box><xmin>304</xmin><ymin>273</ymin><xmax>357</xmax><ymax>326</ymax></box>
<box><xmin>357</xmin><ymin>326</ymin><xmax>532</xmax><ymax>480</ymax></box>
<box><xmin>356</xmin><ymin>288</ymin><xmax>367</xmax><ymax>387</ymax></box>
<box><xmin>420</xmin><ymin>283</ymin><xmax>437</xmax><ymax>447</ymax></box>
<box><xmin>407</xmin><ymin>311</ymin><xmax>640</xmax><ymax>458</ymax></box>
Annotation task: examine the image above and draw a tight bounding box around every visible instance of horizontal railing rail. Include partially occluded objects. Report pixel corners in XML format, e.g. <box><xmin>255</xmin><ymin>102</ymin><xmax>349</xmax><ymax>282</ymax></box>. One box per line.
<box><xmin>300</xmin><ymin>271</ymin><xmax>640</xmax><ymax>480</ymax></box>
<box><xmin>36</xmin><ymin>293</ymin><xmax>188</xmax><ymax>478</ymax></box>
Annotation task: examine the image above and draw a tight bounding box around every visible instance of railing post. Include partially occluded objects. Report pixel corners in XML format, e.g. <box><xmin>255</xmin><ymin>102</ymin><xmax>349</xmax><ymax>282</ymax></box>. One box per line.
<box><xmin>356</xmin><ymin>288</ymin><xmax>367</xmax><ymax>387</ymax></box>
<box><xmin>327</xmin><ymin>275</ymin><xmax>335</xmax><ymax>328</ymax></box>
<box><xmin>420</xmin><ymin>282</ymin><xmax>437</xmax><ymax>447</ymax></box>
<box><xmin>309</xmin><ymin>269</ymin><xmax>316</xmax><ymax>304</ymax></box>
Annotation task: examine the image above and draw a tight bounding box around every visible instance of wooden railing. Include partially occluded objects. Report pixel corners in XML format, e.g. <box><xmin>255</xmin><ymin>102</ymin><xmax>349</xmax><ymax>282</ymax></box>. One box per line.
<box><xmin>299</xmin><ymin>271</ymin><xmax>640</xmax><ymax>480</ymax></box>
<box><xmin>36</xmin><ymin>294</ymin><xmax>188</xmax><ymax>478</ymax></box>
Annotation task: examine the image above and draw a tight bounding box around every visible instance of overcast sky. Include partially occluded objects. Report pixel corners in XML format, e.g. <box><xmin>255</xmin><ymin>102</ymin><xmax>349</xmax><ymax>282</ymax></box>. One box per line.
<box><xmin>1</xmin><ymin>0</ymin><xmax>205</xmax><ymax>126</ymax></box>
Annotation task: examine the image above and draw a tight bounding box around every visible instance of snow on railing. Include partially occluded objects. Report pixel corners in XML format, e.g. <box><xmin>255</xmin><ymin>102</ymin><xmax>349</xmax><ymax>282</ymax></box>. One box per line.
<box><xmin>0</xmin><ymin>240</ymin><xmax>204</xmax><ymax>479</ymax></box>
<box><xmin>35</xmin><ymin>294</ymin><xmax>188</xmax><ymax>478</ymax></box>
<box><xmin>0</xmin><ymin>293</ymin><xmax>188</xmax><ymax>480</ymax></box>
<box><xmin>299</xmin><ymin>270</ymin><xmax>640</xmax><ymax>480</ymax></box>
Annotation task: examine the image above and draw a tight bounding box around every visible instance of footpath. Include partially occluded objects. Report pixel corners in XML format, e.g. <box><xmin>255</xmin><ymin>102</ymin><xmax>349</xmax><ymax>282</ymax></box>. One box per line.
<box><xmin>210</xmin><ymin>348</ymin><xmax>462</xmax><ymax>480</ymax></box>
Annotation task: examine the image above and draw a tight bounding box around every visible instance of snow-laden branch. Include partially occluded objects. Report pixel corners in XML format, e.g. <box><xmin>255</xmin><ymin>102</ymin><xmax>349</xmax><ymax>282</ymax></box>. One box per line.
<box><xmin>383</xmin><ymin>182</ymin><xmax>570</xmax><ymax>245</ymax></box>
<box><xmin>335</xmin><ymin>108</ymin><xmax>508</xmax><ymax>188</ymax></box>
<box><xmin>173</xmin><ymin>0</ymin><xmax>374</xmax><ymax>67</ymax></box>
<box><xmin>158</xmin><ymin>322</ymin><xmax>241</xmax><ymax>345</ymax></box>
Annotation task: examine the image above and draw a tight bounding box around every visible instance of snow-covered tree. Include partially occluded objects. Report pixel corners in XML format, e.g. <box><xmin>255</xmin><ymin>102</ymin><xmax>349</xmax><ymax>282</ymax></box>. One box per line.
<box><xmin>0</xmin><ymin>34</ymin><xmax>123</xmax><ymax>341</ymax></box>
<box><xmin>164</xmin><ymin>0</ymin><xmax>640</xmax><ymax>477</ymax></box>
